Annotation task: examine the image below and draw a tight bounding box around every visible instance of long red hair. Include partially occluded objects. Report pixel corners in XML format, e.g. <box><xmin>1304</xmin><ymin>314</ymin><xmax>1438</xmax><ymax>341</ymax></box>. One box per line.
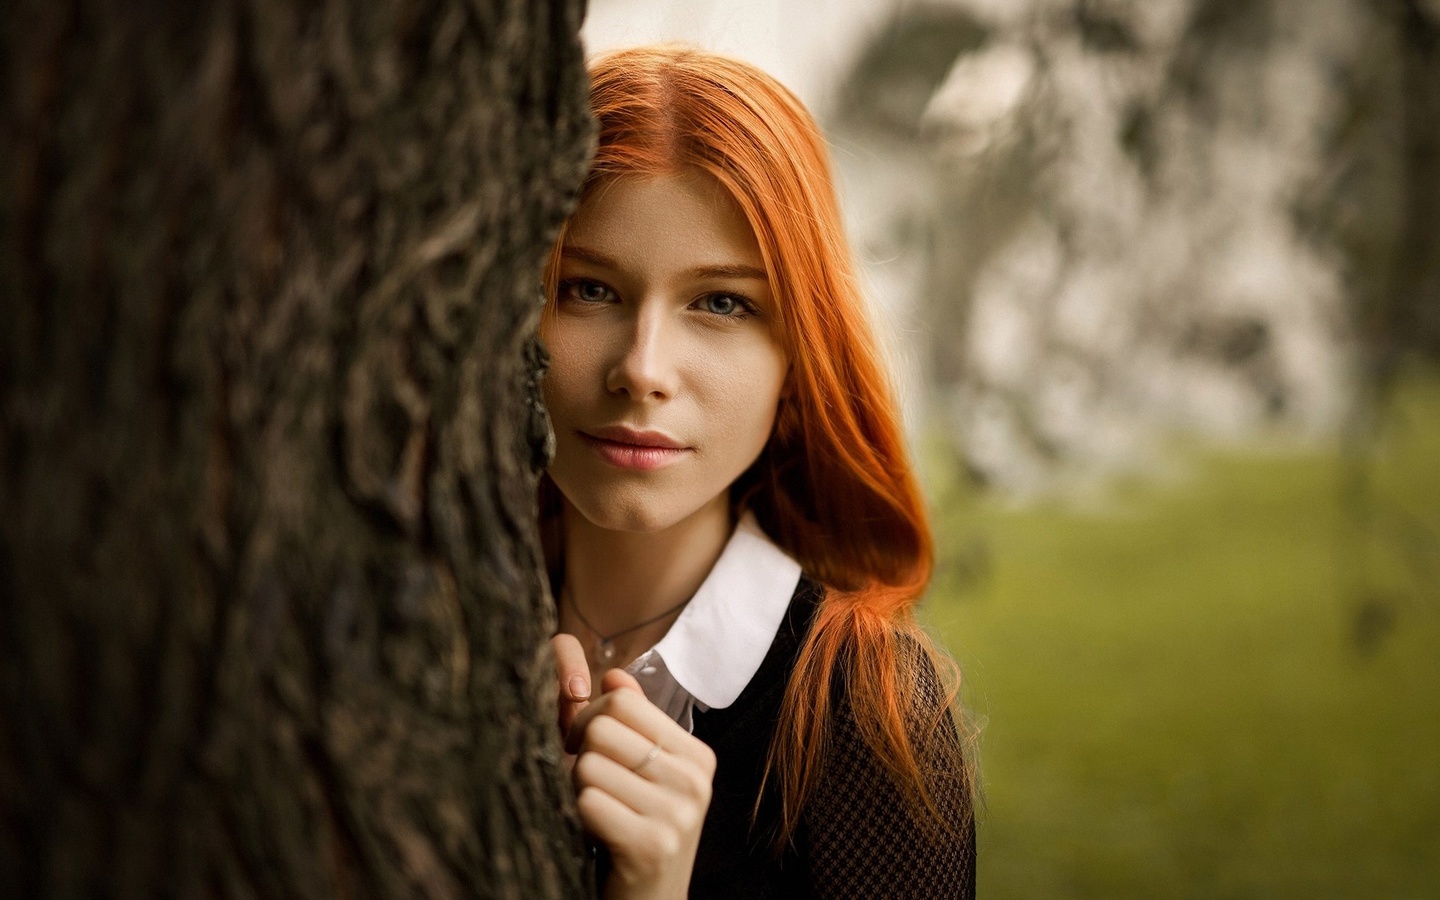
<box><xmin>544</xmin><ymin>45</ymin><xmax>972</xmax><ymax>845</ymax></box>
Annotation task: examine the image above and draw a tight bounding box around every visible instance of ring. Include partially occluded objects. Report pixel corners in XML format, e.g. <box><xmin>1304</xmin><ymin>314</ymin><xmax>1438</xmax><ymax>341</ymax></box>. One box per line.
<box><xmin>632</xmin><ymin>742</ymin><xmax>662</xmax><ymax>774</ymax></box>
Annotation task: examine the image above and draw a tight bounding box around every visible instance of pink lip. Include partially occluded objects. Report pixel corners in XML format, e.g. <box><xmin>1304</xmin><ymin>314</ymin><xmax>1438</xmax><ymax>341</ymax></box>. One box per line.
<box><xmin>579</xmin><ymin>425</ymin><xmax>690</xmax><ymax>471</ymax></box>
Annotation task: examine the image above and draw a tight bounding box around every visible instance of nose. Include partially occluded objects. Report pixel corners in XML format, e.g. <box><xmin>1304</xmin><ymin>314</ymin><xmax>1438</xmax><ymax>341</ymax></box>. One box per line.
<box><xmin>605</xmin><ymin>303</ymin><xmax>678</xmax><ymax>401</ymax></box>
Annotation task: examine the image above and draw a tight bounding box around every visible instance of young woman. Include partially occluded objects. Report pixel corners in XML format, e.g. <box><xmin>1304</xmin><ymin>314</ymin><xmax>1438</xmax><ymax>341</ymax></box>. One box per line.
<box><xmin>543</xmin><ymin>46</ymin><xmax>975</xmax><ymax>899</ymax></box>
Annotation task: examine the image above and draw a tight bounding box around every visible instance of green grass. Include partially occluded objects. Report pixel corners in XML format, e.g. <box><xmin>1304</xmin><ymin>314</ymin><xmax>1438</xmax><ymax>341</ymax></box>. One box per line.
<box><xmin>924</xmin><ymin>377</ymin><xmax>1440</xmax><ymax>899</ymax></box>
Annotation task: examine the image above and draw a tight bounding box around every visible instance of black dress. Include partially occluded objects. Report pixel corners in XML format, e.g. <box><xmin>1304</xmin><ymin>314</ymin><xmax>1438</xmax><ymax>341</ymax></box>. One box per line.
<box><xmin>686</xmin><ymin>576</ymin><xmax>976</xmax><ymax>899</ymax></box>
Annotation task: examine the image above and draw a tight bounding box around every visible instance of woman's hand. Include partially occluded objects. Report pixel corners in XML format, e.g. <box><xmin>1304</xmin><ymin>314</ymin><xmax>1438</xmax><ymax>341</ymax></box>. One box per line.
<box><xmin>551</xmin><ymin>633</ymin><xmax>592</xmax><ymax>757</ymax></box>
<box><xmin>567</xmin><ymin>668</ymin><xmax>717</xmax><ymax>900</ymax></box>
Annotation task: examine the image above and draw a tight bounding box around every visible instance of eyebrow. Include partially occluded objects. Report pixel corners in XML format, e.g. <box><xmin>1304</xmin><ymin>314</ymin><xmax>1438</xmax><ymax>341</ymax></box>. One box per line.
<box><xmin>562</xmin><ymin>245</ymin><xmax>768</xmax><ymax>282</ymax></box>
<box><xmin>690</xmin><ymin>262</ymin><xmax>769</xmax><ymax>281</ymax></box>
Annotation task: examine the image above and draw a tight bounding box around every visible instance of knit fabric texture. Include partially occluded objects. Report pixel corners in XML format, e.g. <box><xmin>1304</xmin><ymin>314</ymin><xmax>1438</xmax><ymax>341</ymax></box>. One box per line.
<box><xmin>803</xmin><ymin>651</ymin><xmax>975</xmax><ymax>898</ymax></box>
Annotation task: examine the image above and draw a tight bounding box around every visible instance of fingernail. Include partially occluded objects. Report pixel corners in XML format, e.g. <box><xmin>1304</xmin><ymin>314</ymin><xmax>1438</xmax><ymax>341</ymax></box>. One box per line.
<box><xmin>568</xmin><ymin>675</ymin><xmax>590</xmax><ymax>700</ymax></box>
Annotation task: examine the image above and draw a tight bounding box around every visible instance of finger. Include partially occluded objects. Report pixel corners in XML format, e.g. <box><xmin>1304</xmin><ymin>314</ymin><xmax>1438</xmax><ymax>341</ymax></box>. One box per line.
<box><xmin>575</xmin><ymin>784</ymin><xmax>648</xmax><ymax>852</ymax></box>
<box><xmin>584</xmin><ymin>720</ymin><xmax>714</xmax><ymax>817</ymax></box>
<box><xmin>572</xmin><ymin>749</ymin><xmax>668</xmax><ymax>817</ymax></box>
<box><xmin>551</xmin><ymin>633</ymin><xmax>590</xmax><ymax>732</ymax></box>
<box><xmin>567</xmin><ymin>684</ymin><xmax>679</xmax><ymax>755</ymax></box>
<box><xmin>552</xmin><ymin>633</ymin><xmax>591</xmax><ymax>700</ymax></box>
<box><xmin>577</xmin><ymin>712</ymin><xmax>666</xmax><ymax>778</ymax></box>
<box><xmin>574</xmin><ymin>711</ymin><xmax>707</xmax><ymax>800</ymax></box>
<box><xmin>601</xmin><ymin>666</ymin><xmax>643</xmax><ymax>696</ymax></box>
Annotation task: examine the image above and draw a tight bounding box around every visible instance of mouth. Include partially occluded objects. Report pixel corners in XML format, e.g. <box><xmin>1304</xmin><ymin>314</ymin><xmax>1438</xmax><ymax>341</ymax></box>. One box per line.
<box><xmin>579</xmin><ymin>426</ymin><xmax>690</xmax><ymax>471</ymax></box>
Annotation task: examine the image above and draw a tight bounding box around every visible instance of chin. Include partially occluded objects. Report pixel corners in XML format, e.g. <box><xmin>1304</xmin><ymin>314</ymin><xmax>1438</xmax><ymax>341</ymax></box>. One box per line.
<box><xmin>562</xmin><ymin>483</ymin><xmax>717</xmax><ymax>534</ymax></box>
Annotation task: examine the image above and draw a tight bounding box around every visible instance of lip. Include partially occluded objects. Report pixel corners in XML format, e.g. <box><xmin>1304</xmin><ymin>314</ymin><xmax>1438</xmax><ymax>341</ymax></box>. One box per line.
<box><xmin>586</xmin><ymin>424</ymin><xmax>686</xmax><ymax>449</ymax></box>
<box><xmin>579</xmin><ymin>425</ymin><xmax>690</xmax><ymax>471</ymax></box>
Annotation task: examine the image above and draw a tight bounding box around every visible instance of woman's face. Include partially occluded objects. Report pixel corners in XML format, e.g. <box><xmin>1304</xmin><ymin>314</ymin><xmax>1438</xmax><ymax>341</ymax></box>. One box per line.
<box><xmin>542</xmin><ymin>169</ymin><xmax>789</xmax><ymax>533</ymax></box>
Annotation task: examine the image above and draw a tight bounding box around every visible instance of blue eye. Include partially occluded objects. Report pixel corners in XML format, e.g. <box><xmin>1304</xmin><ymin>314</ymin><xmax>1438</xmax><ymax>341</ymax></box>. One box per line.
<box><xmin>559</xmin><ymin>279</ymin><xmax>616</xmax><ymax>304</ymax></box>
<box><xmin>696</xmin><ymin>293</ymin><xmax>756</xmax><ymax>318</ymax></box>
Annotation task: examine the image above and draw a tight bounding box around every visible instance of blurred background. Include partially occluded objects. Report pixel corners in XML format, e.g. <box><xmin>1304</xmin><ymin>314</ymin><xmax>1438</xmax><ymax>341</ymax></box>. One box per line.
<box><xmin>584</xmin><ymin>1</ymin><xmax>1440</xmax><ymax>897</ymax></box>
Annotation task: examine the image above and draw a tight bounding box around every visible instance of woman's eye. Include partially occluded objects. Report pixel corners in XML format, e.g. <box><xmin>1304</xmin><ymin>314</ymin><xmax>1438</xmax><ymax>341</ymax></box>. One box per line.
<box><xmin>560</xmin><ymin>279</ymin><xmax>616</xmax><ymax>304</ymax></box>
<box><xmin>696</xmin><ymin>293</ymin><xmax>753</xmax><ymax>317</ymax></box>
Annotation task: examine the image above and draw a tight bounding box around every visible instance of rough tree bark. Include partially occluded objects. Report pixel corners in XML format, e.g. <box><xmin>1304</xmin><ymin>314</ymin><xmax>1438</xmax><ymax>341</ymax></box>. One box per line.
<box><xmin>0</xmin><ymin>0</ymin><xmax>594</xmax><ymax>897</ymax></box>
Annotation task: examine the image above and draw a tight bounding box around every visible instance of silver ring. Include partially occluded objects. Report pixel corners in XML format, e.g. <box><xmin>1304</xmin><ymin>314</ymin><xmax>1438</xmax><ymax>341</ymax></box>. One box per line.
<box><xmin>632</xmin><ymin>742</ymin><xmax>662</xmax><ymax>774</ymax></box>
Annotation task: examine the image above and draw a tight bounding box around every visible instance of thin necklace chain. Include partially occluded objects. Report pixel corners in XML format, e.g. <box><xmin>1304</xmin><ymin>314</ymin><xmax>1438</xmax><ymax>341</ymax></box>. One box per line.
<box><xmin>562</xmin><ymin>583</ymin><xmax>691</xmax><ymax>664</ymax></box>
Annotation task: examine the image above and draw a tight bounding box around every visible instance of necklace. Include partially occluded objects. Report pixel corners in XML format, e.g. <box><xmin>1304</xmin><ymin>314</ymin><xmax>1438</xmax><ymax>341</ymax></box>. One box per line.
<box><xmin>562</xmin><ymin>584</ymin><xmax>692</xmax><ymax>665</ymax></box>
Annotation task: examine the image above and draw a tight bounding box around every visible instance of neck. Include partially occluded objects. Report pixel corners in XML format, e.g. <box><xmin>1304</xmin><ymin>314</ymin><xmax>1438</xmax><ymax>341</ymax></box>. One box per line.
<box><xmin>560</xmin><ymin>493</ymin><xmax>734</xmax><ymax>666</ymax></box>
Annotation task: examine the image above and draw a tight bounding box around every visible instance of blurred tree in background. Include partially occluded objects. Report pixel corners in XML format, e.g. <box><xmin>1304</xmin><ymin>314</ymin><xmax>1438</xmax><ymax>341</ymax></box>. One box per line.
<box><xmin>1384</xmin><ymin>0</ymin><xmax>1440</xmax><ymax>366</ymax></box>
<box><xmin>1</xmin><ymin>1</ymin><xmax>593</xmax><ymax>897</ymax></box>
<box><xmin>833</xmin><ymin>0</ymin><xmax>1440</xmax><ymax>495</ymax></box>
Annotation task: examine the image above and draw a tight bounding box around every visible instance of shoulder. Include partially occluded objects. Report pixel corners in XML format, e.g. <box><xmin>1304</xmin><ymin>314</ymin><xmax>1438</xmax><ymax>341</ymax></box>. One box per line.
<box><xmin>820</xmin><ymin>621</ymin><xmax>969</xmax><ymax>789</ymax></box>
<box><xmin>803</xmin><ymin>608</ymin><xmax>977</xmax><ymax>898</ymax></box>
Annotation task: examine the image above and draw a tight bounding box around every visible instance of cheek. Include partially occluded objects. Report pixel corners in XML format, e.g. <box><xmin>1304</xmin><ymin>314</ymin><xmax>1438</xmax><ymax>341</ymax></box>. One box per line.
<box><xmin>698</xmin><ymin>340</ymin><xmax>789</xmax><ymax>448</ymax></box>
<box><xmin>540</xmin><ymin>321</ymin><xmax>600</xmax><ymax>416</ymax></box>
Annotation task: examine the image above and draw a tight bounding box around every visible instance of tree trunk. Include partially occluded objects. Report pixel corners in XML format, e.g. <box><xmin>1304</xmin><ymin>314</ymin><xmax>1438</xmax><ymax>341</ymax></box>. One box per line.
<box><xmin>0</xmin><ymin>0</ymin><xmax>594</xmax><ymax>897</ymax></box>
<box><xmin>1393</xmin><ymin>0</ymin><xmax>1440</xmax><ymax>364</ymax></box>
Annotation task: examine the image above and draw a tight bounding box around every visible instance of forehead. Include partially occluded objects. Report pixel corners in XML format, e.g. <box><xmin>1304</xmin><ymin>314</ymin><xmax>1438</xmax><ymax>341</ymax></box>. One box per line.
<box><xmin>564</xmin><ymin>170</ymin><xmax>764</xmax><ymax>269</ymax></box>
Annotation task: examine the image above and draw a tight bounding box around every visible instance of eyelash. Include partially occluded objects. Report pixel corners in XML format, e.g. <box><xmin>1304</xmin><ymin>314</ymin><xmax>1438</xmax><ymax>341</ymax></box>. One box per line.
<box><xmin>557</xmin><ymin>278</ymin><xmax>617</xmax><ymax>306</ymax></box>
<box><xmin>556</xmin><ymin>278</ymin><xmax>760</xmax><ymax>321</ymax></box>
<box><xmin>694</xmin><ymin>292</ymin><xmax>760</xmax><ymax>320</ymax></box>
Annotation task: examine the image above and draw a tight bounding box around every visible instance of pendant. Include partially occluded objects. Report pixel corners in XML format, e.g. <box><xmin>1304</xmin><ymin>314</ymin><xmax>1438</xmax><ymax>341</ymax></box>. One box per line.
<box><xmin>597</xmin><ymin>640</ymin><xmax>616</xmax><ymax>664</ymax></box>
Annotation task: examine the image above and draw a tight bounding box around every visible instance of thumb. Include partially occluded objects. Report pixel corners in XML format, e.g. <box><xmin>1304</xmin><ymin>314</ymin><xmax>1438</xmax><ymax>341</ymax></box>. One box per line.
<box><xmin>601</xmin><ymin>667</ymin><xmax>644</xmax><ymax>696</ymax></box>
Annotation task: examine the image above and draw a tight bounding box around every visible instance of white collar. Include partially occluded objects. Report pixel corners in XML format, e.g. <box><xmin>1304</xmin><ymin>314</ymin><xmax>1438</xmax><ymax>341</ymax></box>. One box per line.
<box><xmin>625</xmin><ymin>511</ymin><xmax>802</xmax><ymax>727</ymax></box>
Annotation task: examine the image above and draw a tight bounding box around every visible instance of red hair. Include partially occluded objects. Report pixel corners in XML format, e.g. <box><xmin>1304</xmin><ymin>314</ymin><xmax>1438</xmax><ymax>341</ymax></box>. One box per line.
<box><xmin>544</xmin><ymin>46</ymin><xmax>972</xmax><ymax>845</ymax></box>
